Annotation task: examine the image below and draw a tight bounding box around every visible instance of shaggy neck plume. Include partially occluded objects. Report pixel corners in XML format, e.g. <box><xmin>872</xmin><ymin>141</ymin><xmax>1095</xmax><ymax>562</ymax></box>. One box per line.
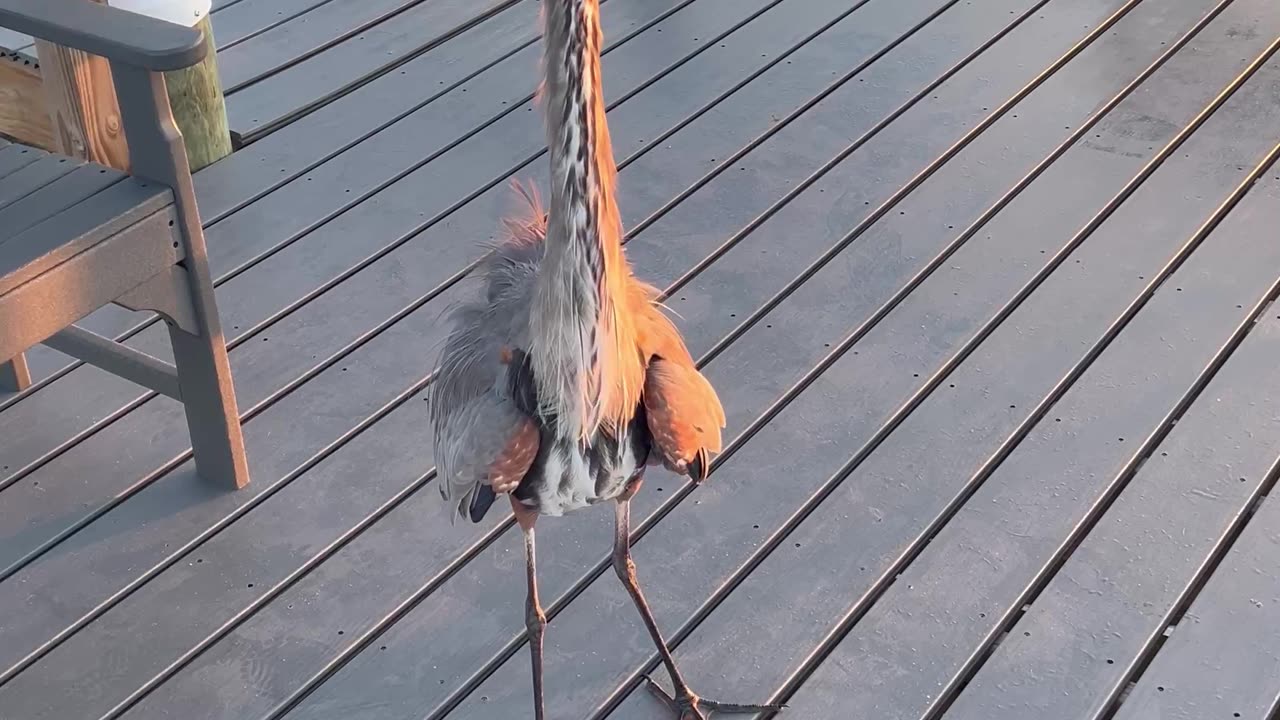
<box><xmin>530</xmin><ymin>0</ymin><xmax>640</xmax><ymax>441</ymax></box>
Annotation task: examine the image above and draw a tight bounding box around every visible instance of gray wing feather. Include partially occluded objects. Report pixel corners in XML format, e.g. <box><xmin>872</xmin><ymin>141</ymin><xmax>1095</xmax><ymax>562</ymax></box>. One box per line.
<box><xmin>435</xmin><ymin>392</ymin><xmax>531</xmax><ymax>519</ymax></box>
<box><xmin>429</xmin><ymin>182</ymin><xmax>545</xmax><ymax>520</ymax></box>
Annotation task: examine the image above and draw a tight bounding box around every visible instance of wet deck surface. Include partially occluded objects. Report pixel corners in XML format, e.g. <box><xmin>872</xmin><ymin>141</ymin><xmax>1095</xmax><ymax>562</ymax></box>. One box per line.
<box><xmin>3</xmin><ymin>0</ymin><xmax>1280</xmax><ymax>718</ymax></box>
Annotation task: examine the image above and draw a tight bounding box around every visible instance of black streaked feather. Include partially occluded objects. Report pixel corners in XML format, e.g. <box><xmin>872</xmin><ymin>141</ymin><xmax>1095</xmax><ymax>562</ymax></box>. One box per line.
<box><xmin>506</xmin><ymin>349</ymin><xmax>540</xmax><ymax>419</ymax></box>
<box><xmin>469</xmin><ymin>484</ymin><xmax>497</xmax><ymax>523</ymax></box>
<box><xmin>688</xmin><ymin>447</ymin><xmax>709</xmax><ymax>484</ymax></box>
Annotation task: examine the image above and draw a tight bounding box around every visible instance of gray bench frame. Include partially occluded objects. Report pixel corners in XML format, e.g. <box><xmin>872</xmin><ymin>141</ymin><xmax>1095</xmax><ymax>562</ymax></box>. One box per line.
<box><xmin>0</xmin><ymin>0</ymin><xmax>248</xmax><ymax>488</ymax></box>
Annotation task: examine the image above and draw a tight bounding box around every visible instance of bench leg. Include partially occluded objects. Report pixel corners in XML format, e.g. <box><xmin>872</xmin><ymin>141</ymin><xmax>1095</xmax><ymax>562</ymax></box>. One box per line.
<box><xmin>168</xmin><ymin>324</ymin><xmax>249</xmax><ymax>489</ymax></box>
<box><xmin>1</xmin><ymin>353</ymin><xmax>32</xmax><ymax>392</ymax></box>
<box><xmin>109</xmin><ymin>62</ymin><xmax>248</xmax><ymax>489</ymax></box>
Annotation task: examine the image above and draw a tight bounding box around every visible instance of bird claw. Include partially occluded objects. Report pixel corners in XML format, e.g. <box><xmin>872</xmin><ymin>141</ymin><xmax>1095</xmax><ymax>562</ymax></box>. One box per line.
<box><xmin>643</xmin><ymin>676</ymin><xmax>785</xmax><ymax>719</ymax></box>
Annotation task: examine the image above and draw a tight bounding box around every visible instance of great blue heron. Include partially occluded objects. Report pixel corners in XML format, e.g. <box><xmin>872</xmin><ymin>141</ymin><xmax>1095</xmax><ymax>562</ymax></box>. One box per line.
<box><xmin>428</xmin><ymin>0</ymin><xmax>784</xmax><ymax>717</ymax></box>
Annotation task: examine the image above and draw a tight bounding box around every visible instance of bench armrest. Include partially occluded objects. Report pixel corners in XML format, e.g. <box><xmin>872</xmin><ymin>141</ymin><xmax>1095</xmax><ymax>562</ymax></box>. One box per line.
<box><xmin>0</xmin><ymin>0</ymin><xmax>206</xmax><ymax>71</ymax></box>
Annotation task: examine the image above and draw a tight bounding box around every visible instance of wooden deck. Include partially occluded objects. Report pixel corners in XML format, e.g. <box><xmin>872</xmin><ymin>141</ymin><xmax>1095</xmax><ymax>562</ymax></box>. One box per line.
<box><xmin>3</xmin><ymin>0</ymin><xmax>1280</xmax><ymax>718</ymax></box>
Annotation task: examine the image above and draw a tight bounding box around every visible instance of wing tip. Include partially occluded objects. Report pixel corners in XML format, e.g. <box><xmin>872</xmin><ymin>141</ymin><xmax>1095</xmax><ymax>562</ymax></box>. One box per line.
<box><xmin>468</xmin><ymin>484</ymin><xmax>498</xmax><ymax>523</ymax></box>
<box><xmin>688</xmin><ymin>448</ymin><xmax>710</xmax><ymax>483</ymax></box>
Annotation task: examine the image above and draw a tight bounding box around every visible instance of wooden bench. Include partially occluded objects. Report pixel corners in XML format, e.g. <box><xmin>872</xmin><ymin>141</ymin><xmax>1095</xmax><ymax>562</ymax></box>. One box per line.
<box><xmin>0</xmin><ymin>0</ymin><xmax>248</xmax><ymax>489</ymax></box>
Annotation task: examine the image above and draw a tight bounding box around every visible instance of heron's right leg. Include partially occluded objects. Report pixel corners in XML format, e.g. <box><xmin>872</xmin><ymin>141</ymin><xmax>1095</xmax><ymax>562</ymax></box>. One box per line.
<box><xmin>613</xmin><ymin>477</ymin><xmax>784</xmax><ymax>719</ymax></box>
<box><xmin>512</xmin><ymin>497</ymin><xmax>546</xmax><ymax>720</ymax></box>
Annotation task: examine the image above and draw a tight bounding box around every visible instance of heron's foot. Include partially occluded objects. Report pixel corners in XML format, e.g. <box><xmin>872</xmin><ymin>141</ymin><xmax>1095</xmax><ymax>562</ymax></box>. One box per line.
<box><xmin>643</xmin><ymin>676</ymin><xmax>785</xmax><ymax>719</ymax></box>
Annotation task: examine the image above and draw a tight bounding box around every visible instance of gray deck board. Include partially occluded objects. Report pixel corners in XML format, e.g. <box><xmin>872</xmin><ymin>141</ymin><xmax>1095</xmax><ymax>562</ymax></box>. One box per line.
<box><xmin>0</xmin><ymin>1</ymin><xmax>940</xmax><ymax>649</ymax></box>
<box><xmin>2</xmin><ymin>0</ymin><xmax>1278</xmax><ymax>717</ymax></box>
<box><xmin>778</xmin><ymin>40</ymin><xmax>1280</xmax><ymax>720</ymax></box>
<box><xmin>215</xmin><ymin>0</ymin><xmax>433</xmax><ymax>92</ymax></box>
<box><xmin>0</xmin><ymin>0</ymin><xmax>686</xmax><ymax>400</ymax></box>
<box><xmin>450</xmin><ymin>0</ymin><xmax>1261</xmax><ymax>716</ymax></box>
<box><xmin>1111</xmin><ymin>435</ymin><xmax>1280</xmax><ymax>720</ymax></box>
<box><xmin>0</xmin><ymin>0</ymin><xmax>900</xmax><ymax>706</ymax></box>
<box><xmin>286</xmin><ymin>0</ymin><xmax>1198</xmax><ymax>715</ymax></box>
<box><xmin>191</xmin><ymin>0</ymin><xmax>544</xmax><ymax>224</ymax></box>
<box><xmin>211</xmin><ymin>0</ymin><xmax>341</xmax><ymax>50</ymax></box>
<box><xmin>0</xmin><ymin>0</ymin><xmax>760</xmax><ymax>535</ymax></box>
<box><xmin>608</xmin><ymin>0</ymin><xmax>1274</xmax><ymax>716</ymax></box>
<box><xmin>0</xmin><ymin>0</ymin><xmax>825</xmax><ymax>627</ymax></box>
<box><xmin>221</xmin><ymin>0</ymin><xmax>517</xmax><ymax>142</ymax></box>
<box><xmin>117</xmin><ymin>0</ymin><xmax>1015</xmax><ymax>714</ymax></box>
<box><xmin>9</xmin><ymin>0</ymin><xmax>653</xmax><ymax>393</ymax></box>
<box><xmin>944</xmin><ymin>166</ymin><xmax>1280</xmax><ymax>720</ymax></box>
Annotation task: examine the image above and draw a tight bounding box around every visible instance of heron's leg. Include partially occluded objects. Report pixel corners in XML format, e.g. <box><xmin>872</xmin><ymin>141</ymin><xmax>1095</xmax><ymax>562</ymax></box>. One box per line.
<box><xmin>612</xmin><ymin>493</ymin><xmax>695</xmax><ymax>702</ymax></box>
<box><xmin>612</xmin><ymin>478</ymin><xmax>784</xmax><ymax>719</ymax></box>
<box><xmin>512</xmin><ymin>497</ymin><xmax>546</xmax><ymax>720</ymax></box>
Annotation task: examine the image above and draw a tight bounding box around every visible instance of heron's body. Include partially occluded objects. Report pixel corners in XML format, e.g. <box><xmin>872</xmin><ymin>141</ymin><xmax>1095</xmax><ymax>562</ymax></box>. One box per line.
<box><xmin>431</xmin><ymin>195</ymin><xmax>661</xmax><ymax>519</ymax></box>
<box><xmin>430</xmin><ymin>0</ymin><xmax>720</xmax><ymax>522</ymax></box>
<box><xmin>427</xmin><ymin>0</ymin><xmax>778</xmax><ymax>717</ymax></box>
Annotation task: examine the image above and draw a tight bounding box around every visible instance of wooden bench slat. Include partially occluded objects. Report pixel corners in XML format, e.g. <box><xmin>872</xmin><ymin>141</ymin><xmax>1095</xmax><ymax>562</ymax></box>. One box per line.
<box><xmin>0</xmin><ymin>176</ymin><xmax>172</xmax><ymax>295</ymax></box>
<box><xmin>0</xmin><ymin>206</ymin><xmax>181</xmax><ymax>361</ymax></box>
<box><xmin>0</xmin><ymin>161</ymin><xmax>128</xmax><ymax>243</ymax></box>
<box><xmin>0</xmin><ymin>153</ymin><xmax>83</xmax><ymax>211</ymax></box>
<box><xmin>0</xmin><ymin>142</ymin><xmax>41</xmax><ymax>178</ymax></box>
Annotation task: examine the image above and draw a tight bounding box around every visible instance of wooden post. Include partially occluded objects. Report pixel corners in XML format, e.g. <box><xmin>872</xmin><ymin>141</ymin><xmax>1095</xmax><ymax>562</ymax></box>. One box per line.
<box><xmin>33</xmin><ymin>0</ymin><xmax>131</xmax><ymax>169</ymax></box>
<box><xmin>29</xmin><ymin>0</ymin><xmax>230</xmax><ymax>172</ymax></box>
<box><xmin>163</xmin><ymin>13</ymin><xmax>230</xmax><ymax>171</ymax></box>
<box><xmin>0</xmin><ymin>50</ymin><xmax>54</xmax><ymax>150</ymax></box>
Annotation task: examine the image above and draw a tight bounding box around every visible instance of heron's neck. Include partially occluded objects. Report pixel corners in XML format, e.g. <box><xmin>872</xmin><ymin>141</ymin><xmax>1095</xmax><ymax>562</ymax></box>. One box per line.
<box><xmin>542</xmin><ymin>0</ymin><xmax>621</xmax><ymax>267</ymax></box>
<box><xmin>531</xmin><ymin>0</ymin><xmax>637</xmax><ymax>439</ymax></box>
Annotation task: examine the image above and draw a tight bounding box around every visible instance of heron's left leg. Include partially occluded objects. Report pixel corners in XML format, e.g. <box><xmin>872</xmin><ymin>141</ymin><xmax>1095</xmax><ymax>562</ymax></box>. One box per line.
<box><xmin>512</xmin><ymin>497</ymin><xmax>547</xmax><ymax>720</ymax></box>
<box><xmin>611</xmin><ymin>476</ymin><xmax>784</xmax><ymax>719</ymax></box>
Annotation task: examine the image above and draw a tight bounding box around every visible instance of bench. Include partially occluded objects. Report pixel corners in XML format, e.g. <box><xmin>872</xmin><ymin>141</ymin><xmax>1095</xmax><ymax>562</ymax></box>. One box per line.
<box><xmin>0</xmin><ymin>0</ymin><xmax>248</xmax><ymax>489</ymax></box>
